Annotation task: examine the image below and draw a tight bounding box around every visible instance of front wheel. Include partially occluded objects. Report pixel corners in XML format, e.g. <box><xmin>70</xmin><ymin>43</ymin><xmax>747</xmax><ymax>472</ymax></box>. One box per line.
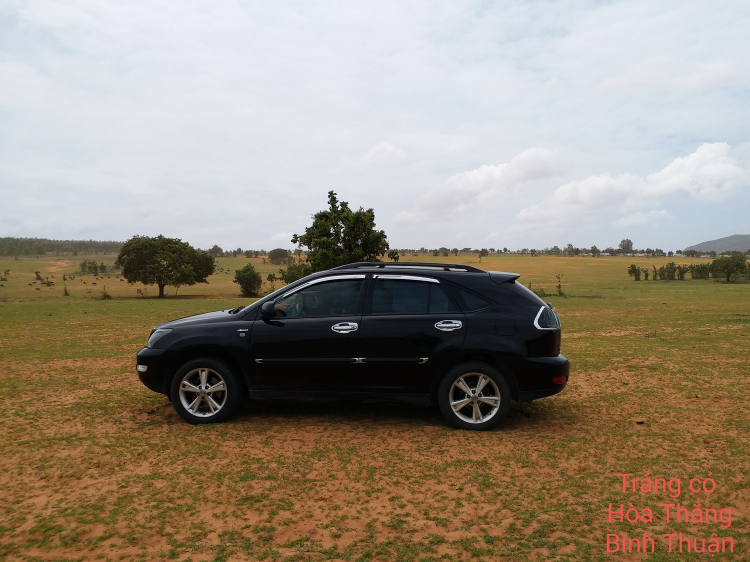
<box><xmin>437</xmin><ymin>362</ymin><xmax>511</xmax><ymax>430</ymax></box>
<box><xmin>170</xmin><ymin>357</ymin><xmax>244</xmax><ymax>424</ymax></box>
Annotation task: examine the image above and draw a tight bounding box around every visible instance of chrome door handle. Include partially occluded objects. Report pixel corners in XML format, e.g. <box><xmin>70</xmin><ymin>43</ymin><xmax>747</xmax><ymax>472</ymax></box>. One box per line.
<box><xmin>331</xmin><ymin>322</ymin><xmax>359</xmax><ymax>333</ymax></box>
<box><xmin>435</xmin><ymin>320</ymin><xmax>462</xmax><ymax>332</ymax></box>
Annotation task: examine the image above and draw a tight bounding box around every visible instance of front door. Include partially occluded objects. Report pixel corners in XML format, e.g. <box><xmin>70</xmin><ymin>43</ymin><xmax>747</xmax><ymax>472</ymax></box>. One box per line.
<box><xmin>249</xmin><ymin>275</ymin><xmax>366</xmax><ymax>391</ymax></box>
<box><xmin>358</xmin><ymin>275</ymin><xmax>466</xmax><ymax>394</ymax></box>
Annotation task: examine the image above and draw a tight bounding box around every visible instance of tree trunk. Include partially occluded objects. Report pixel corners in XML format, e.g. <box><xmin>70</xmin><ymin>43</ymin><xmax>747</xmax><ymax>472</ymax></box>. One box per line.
<box><xmin>158</xmin><ymin>284</ymin><xmax>165</xmax><ymax>298</ymax></box>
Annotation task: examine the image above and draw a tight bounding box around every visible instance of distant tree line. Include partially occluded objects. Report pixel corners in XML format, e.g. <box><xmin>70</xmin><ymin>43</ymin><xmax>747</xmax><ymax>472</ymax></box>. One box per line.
<box><xmin>628</xmin><ymin>253</ymin><xmax>749</xmax><ymax>283</ymax></box>
<box><xmin>78</xmin><ymin>259</ymin><xmax>119</xmax><ymax>275</ymax></box>
<box><xmin>0</xmin><ymin>237</ymin><xmax>123</xmax><ymax>256</ymax></box>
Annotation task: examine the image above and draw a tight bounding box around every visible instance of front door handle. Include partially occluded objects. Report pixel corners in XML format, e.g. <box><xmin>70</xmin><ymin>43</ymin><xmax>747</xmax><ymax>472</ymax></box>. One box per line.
<box><xmin>331</xmin><ymin>322</ymin><xmax>359</xmax><ymax>333</ymax></box>
<box><xmin>435</xmin><ymin>319</ymin><xmax>463</xmax><ymax>332</ymax></box>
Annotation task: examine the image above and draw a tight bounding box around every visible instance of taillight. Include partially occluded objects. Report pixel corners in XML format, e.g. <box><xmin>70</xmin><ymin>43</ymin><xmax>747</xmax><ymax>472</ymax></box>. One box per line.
<box><xmin>552</xmin><ymin>376</ymin><xmax>567</xmax><ymax>384</ymax></box>
<box><xmin>534</xmin><ymin>306</ymin><xmax>560</xmax><ymax>330</ymax></box>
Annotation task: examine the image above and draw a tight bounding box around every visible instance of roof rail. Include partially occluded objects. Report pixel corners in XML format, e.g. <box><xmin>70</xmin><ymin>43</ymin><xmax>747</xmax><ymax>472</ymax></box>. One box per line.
<box><xmin>331</xmin><ymin>262</ymin><xmax>485</xmax><ymax>273</ymax></box>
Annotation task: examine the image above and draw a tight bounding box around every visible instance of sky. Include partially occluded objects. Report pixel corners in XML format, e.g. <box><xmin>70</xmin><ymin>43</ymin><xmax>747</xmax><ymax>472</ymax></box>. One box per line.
<box><xmin>1</xmin><ymin>0</ymin><xmax>749</xmax><ymax>252</ymax></box>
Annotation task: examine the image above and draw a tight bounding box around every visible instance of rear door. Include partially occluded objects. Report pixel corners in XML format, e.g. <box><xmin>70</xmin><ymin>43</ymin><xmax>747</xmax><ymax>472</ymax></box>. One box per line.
<box><xmin>357</xmin><ymin>275</ymin><xmax>466</xmax><ymax>394</ymax></box>
<box><xmin>249</xmin><ymin>275</ymin><xmax>366</xmax><ymax>391</ymax></box>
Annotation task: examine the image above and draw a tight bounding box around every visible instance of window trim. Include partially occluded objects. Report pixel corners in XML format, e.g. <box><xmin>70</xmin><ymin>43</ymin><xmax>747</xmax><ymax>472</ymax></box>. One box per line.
<box><xmin>278</xmin><ymin>274</ymin><xmax>366</xmax><ymax>300</ymax></box>
<box><xmin>371</xmin><ymin>274</ymin><xmax>439</xmax><ymax>283</ymax></box>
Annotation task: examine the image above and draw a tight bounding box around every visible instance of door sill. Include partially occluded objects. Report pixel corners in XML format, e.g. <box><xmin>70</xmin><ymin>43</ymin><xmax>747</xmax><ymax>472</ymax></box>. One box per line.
<box><xmin>247</xmin><ymin>389</ymin><xmax>431</xmax><ymax>406</ymax></box>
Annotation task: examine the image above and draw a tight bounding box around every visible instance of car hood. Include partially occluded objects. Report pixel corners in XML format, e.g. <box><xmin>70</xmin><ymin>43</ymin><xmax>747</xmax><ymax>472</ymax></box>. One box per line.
<box><xmin>157</xmin><ymin>310</ymin><xmax>236</xmax><ymax>329</ymax></box>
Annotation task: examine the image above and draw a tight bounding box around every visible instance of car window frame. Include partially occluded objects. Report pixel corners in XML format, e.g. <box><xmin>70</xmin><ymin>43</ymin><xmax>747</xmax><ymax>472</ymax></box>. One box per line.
<box><xmin>364</xmin><ymin>275</ymin><xmax>460</xmax><ymax>316</ymax></box>
<box><xmin>273</xmin><ymin>274</ymin><xmax>368</xmax><ymax>319</ymax></box>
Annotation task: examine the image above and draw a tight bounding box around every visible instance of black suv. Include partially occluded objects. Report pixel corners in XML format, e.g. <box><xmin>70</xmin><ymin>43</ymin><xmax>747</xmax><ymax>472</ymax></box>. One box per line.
<box><xmin>136</xmin><ymin>262</ymin><xmax>569</xmax><ymax>430</ymax></box>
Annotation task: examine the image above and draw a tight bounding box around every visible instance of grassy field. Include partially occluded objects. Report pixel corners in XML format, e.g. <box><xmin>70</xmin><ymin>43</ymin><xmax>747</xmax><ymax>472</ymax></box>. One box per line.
<box><xmin>0</xmin><ymin>253</ymin><xmax>748</xmax><ymax>561</ymax></box>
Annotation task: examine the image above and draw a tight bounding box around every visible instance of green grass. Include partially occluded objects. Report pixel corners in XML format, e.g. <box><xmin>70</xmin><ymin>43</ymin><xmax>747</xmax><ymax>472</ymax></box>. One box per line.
<box><xmin>0</xmin><ymin>253</ymin><xmax>748</xmax><ymax>561</ymax></box>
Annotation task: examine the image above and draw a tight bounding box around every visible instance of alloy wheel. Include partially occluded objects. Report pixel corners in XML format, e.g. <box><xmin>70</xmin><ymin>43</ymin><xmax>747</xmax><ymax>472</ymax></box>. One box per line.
<box><xmin>449</xmin><ymin>373</ymin><xmax>501</xmax><ymax>424</ymax></box>
<box><xmin>178</xmin><ymin>368</ymin><xmax>228</xmax><ymax>418</ymax></box>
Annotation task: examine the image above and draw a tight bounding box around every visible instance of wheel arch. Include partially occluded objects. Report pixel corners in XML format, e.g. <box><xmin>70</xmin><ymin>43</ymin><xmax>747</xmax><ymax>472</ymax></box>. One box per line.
<box><xmin>429</xmin><ymin>354</ymin><xmax>519</xmax><ymax>404</ymax></box>
<box><xmin>166</xmin><ymin>346</ymin><xmax>248</xmax><ymax>395</ymax></box>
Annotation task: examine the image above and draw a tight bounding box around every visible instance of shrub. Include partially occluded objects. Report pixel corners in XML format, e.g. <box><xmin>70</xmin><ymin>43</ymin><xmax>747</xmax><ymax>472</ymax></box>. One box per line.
<box><xmin>234</xmin><ymin>264</ymin><xmax>262</xmax><ymax>296</ymax></box>
<box><xmin>627</xmin><ymin>264</ymin><xmax>641</xmax><ymax>281</ymax></box>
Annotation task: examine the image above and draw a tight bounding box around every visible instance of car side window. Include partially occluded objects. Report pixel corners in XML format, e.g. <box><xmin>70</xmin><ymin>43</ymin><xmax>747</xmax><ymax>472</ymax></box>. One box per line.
<box><xmin>457</xmin><ymin>289</ymin><xmax>493</xmax><ymax>311</ymax></box>
<box><xmin>370</xmin><ymin>279</ymin><xmax>458</xmax><ymax>314</ymax></box>
<box><xmin>274</xmin><ymin>279</ymin><xmax>363</xmax><ymax>317</ymax></box>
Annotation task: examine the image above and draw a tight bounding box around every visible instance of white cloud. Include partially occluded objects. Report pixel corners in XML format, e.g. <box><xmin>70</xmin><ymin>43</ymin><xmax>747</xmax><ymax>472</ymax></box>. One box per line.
<box><xmin>598</xmin><ymin>57</ymin><xmax>737</xmax><ymax>93</ymax></box>
<box><xmin>514</xmin><ymin>143</ymin><xmax>748</xmax><ymax>230</ymax></box>
<box><xmin>1</xmin><ymin>1</ymin><xmax>750</xmax><ymax>250</ymax></box>
<box><xmin>613</xmin><ymin>210</ymin><xmax>671</xmax><ymax>227</ymax></box>
<box><xmin>394</xmin><ymin>148</ymin><xmax>571</xmax><ymax>225</ymax></box>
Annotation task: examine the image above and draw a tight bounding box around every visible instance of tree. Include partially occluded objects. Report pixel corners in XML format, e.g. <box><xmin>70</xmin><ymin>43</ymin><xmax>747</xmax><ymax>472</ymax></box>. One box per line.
<box><xmin>208</xmin><ymin>245</ymin><xmax>224</xmax><ymax>258</ymax></box>
<box><xmin>291</xmin><ymin>191</ymin><xmax>389</xmax><ymax>272</ymax></box>
<box><xmin>234</xmin><ymin>264</ymin><xmax>262</xmax><ymax>296</ymax></box>
<box><xmin>117</xmin><ymin>235</ymin><xmax>215</xmax><ymax>298</ymax></box>
<box><xmin>277</xmin><ymin>263</ymin><xmax>312</xmax><ymax>284</ymax></box>
<box><xmin>479</xmin><ymin>248</ymin><xmax>488</xmax><ymax>262</ymax></box>
<box><xmin>268</xmin><ymin>248</ymin><xmax>290</xmax><ymax>265</ymax></box>
<box><xmin>710</xmin><ymin>254</ymin><xmax>748</xmax><ymax>282</ymax></box>
<box><xmin>590</xmin><ymin>245</ymin><xmax>601</xmax><ymax>257</ymax></box>
<box><xmin>619</xmin><ymin>239</ymin><xmax>633</xmax><ymax>254</ymax></box>
<box><xmin>388</xmin><ymin>250</ymin><xmax>400</xmax><ymax>262</ymax></box>
<box><xmin>627</xmin><ymin>264</ymin><xmax>641</xmax><ymax>281</ymax></box>
<box><xmin>664</xmin><ymin>262</ymin><xmax>677</xmax><ymax>280</ymax></box>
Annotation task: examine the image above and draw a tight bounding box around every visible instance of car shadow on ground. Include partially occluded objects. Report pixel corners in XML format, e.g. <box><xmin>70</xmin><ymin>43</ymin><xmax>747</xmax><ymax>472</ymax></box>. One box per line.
<box><xmin>229</xmin><ymin>398</ymin><xmax>557</xmax><ymax>430</ymax></box>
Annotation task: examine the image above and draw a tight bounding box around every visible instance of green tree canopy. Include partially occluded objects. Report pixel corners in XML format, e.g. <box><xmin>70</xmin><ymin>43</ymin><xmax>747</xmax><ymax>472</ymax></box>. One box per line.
<box><xmin>711</xmin><ymin>253</ymin><xmax>748</xmax><ymax>282</ymax></box>
<box><xmin>117</xmin><ymin>235</ymin><xmax>215</xmax><ymax>298</ymax></box>
<box><xmin>268</xmin><ymin>248</ymin><xmax>290</xmax><ymax>265</ymax></box>
<box><xmin>291</xmin><ymin>191</ymin><xmax>389</xmax><ymax>272</ymax></box>
<box><xmin>233</xmin><ymin>264</ymin><xmax>262</xmax><ymax>297</ymax></box>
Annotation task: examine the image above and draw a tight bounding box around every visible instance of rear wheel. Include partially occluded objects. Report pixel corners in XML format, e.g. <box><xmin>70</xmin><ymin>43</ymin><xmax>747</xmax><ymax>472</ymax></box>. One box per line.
<box><xmin>170</xmin><ymin>357</ymin><xmax>244</xmax><ymax>424</ymax></box>
<box><xmin>438</xmin><ymin>362</ymin><xmax>511</xmax><ymax>430</ymax></box>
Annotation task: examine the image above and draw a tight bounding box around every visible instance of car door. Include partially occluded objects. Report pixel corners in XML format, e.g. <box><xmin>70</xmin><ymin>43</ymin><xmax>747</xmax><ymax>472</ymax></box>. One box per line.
<box><xmin>357</xmin><ymin>275</ymin><xmax>466</xmax><ymax>394</ymax></box>
<box><xmin>249</xmin><ymin>275</ymin><xmax>366</xmax><ymax>391</ymax></box>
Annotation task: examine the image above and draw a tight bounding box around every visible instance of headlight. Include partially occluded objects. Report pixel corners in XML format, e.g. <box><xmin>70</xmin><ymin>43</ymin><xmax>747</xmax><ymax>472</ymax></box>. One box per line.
<box><xmin>148</xmin><ymin>328</ymin><xmax>173</xmax><ymax>348</ymax></box>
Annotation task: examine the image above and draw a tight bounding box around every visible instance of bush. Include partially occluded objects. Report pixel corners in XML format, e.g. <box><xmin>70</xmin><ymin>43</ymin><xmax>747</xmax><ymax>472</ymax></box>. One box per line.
<box><xmin>234</xmin><ymin>264</ymin><xmax>262</xmax><ymax>296</ymax></box>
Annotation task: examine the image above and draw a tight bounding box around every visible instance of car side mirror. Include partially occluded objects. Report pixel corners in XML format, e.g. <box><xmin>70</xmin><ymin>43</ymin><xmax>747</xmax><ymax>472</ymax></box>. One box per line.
<box><xmin>260</xmin><ymin>300</ymin><xmax>276</xmax><ymax>319</ymax></box>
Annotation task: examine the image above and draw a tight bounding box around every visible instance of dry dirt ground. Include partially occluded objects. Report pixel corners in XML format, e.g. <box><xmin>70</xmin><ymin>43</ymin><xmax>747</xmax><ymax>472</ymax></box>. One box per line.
<box><xmin>0</xmin><ymin>255</ymin><xmax>748</xmax><ymax>561</ymax></box>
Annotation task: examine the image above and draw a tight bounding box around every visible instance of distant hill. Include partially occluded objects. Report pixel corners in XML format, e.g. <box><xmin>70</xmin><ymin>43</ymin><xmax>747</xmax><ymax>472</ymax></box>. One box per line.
<box><xmin>684</xmin><ymin>234</ymin><xmax>750</xmax><ymax>253</ymax></box>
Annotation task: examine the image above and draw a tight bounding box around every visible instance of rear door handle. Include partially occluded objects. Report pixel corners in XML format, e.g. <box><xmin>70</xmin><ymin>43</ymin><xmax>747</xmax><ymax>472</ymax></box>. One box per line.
<box><xmin>331</xmin><ymin>322</ymin><xmax>359</xmax><ymax>333</ymax></box>
<box><xmin>435</xmin><ymin>320</ymin><xmax>462</xmax><ymax>332</ymax></box>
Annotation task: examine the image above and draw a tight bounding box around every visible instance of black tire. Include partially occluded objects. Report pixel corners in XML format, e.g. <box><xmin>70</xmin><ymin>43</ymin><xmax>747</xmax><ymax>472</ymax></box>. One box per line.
<box><xmin>169</xmin><ymin>357</ymin><xmax>244</xmax><ymax>424</ymax></box>
<box><xmin>437</xmin><ymin>362</ymin><xmax>511</xmax><ymax>431</ymax></box>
